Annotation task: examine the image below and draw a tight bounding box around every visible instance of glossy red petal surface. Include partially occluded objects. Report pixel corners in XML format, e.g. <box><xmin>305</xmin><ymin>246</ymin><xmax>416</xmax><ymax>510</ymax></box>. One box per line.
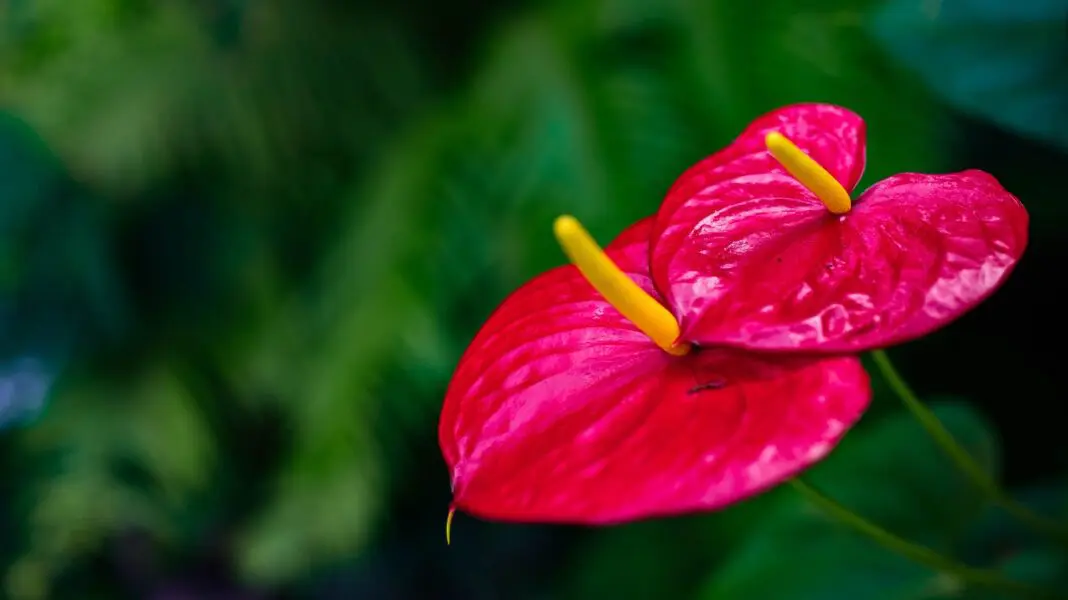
<box><xmin>438</xmin><ymin>218</ymin><xmax>659</xmax><ymax>476</ymax></box>
<box><xmin>652</xmin><ymin>104</ymin><xmax>866</xmax><ymax>311</ymax></box>
<box><xmin>665</xmin><ymin>103</ymin><xmax>866</xmax><ymax>198</ymax></box>
<box><xmin>659</xmin><ymin>170</ymin><xmax>1028</xmax><ymax>352</ymax></box>
<box><xmin>439</xmin><ymin>219</ymin><xmax>872</xmax><ymax>524</ymax></box>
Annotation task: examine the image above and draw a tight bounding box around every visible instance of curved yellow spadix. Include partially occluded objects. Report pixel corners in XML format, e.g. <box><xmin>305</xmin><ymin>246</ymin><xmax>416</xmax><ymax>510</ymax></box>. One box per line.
<box><xmin>765</xmin><ymin>131</ymin><xmax>852</xmax><ymax>214</ymax></box>
<box><xmin>553</xmin><ymin>216</ymin><xmax>690</xmax><ymax>356</ymax></box>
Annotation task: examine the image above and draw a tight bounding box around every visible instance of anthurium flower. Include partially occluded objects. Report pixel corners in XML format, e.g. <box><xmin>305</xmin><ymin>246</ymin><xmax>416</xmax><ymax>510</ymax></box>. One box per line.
<box><xmin>652</xmin><ymin>103</ymin><xmax>1028</xmax><ymax>352</ymax></box>
<box><xmin>439</xmin><ymin>217</ymin><xmax>871</xmax><ymax>532</ymax></box>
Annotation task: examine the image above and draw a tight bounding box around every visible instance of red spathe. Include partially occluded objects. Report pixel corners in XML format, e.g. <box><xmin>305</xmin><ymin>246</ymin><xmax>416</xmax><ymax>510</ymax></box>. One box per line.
<box><xmin>440</xmin><ymin>219</ymin><xmax>871</xmax><ymax>523</ymax></box>
<box><xmin>651</xmin><ymin>103</ymin><xmax>1029</xmax><ymax>352</ymax></box>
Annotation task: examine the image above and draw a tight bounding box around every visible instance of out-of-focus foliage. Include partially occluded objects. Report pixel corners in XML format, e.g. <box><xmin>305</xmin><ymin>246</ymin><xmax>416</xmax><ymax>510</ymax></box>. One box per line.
<box><xmin>700</xmin><ymin>401</ymin><xmax>998</xmax><ymax>599</ymax></box>
<box><xmin>962</xmin><ymin>483</ymin><xmax>1068</xmax><ymax>597</ymax></box>
<box><xmin>870</xmin><ymin>0</ymin><xmax>1068</xmax><ymax>153</ymax></box>
<box><xmin>0</xmin><ymin>112</ymin><xmax>121</xmax><ymax>431</ymax></box>
<box><xmin>0</xmin><ymin>0</ymin><xmax>1066</xmax><ymax>598</ymax></box>
<box><xmin>869</xmin><ymin>0</ymin><xmax>1068</xmax><ymax>249</ymax></box>
<box><xmin>0</xmin><ymin>0</ymin><xmax>423</xmax><ymax>195</ymax></box>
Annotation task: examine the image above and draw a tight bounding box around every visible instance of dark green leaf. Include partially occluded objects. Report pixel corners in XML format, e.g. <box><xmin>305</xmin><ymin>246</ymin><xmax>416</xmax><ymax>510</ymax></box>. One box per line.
<box><xmin>870</xmin><ymin>0</ymin><xmax>1068</xmax><ymax>152</ymax></box>
<box><xmin>554</xmin><ymin>494</ymin><xmax>781</xmax><ymax>600</ymax></box>
<box><xmin>957</xmin><ymin>481</ymin><xmax>1068</xmax><ymax>599</ymax></box>
<box><xmin>700</xmin><ymin>401</ymin><xmax>1001</xmax><ymax>599</ymax></box>
<box><xmin>803</xmin><ymin>398</ymin><xmax>1000</xmax><ymax>540</ymax></box>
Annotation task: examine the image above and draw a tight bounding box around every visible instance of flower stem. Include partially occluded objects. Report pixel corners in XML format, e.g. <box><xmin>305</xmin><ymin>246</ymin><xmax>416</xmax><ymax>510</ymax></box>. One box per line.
<box><xmin>789</xmin><ymin>479</ymin><xmax>1057</xmax><ymax>598</ymax></box>
<box><xmin>870</xmin><ymin>349</ymin><xmax>1068</xmax><ymax>544</ymax></box>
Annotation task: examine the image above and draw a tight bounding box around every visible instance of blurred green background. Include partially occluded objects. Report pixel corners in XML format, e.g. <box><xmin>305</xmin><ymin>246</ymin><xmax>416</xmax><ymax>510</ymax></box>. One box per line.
<box><xmin>1</xmin><ymin>0</ymin><xmax>1067</xmax><ymax>598</ymax></box>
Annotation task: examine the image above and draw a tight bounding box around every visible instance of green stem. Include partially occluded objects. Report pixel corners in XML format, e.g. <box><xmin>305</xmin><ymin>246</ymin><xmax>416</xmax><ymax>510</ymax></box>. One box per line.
<box><xmin>790</xmin><ymin>479</ymin><xmax>1057</xmax><ymax>598</ymax></box>
<box><xmin>870</xmin><ymin>349</ymin><xmax>1068</xmax><ymax>544</ymax></box>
